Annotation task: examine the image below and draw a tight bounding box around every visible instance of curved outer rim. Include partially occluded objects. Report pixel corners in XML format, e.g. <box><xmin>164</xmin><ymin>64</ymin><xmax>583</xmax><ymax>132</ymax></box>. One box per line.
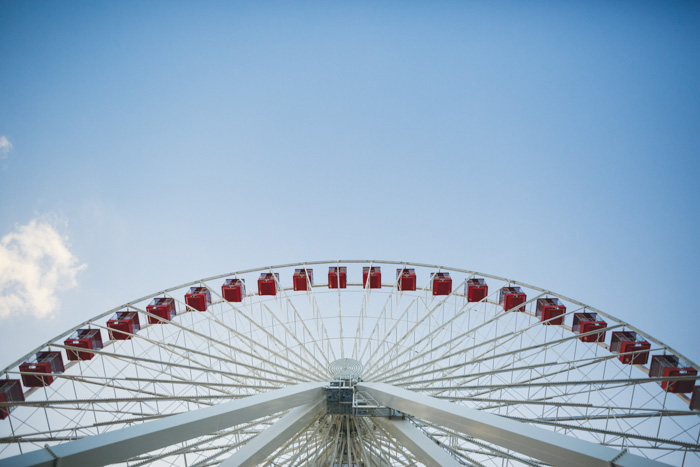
<box><xmin>3</xmin><ymin>259</ymin><xmax>697</xmax><ymax>378</ymax></box>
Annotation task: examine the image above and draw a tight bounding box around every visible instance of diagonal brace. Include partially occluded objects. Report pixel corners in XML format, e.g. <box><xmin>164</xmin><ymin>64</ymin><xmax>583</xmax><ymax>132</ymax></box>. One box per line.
<box><xmin>0</xmin><ymin>382</ymin><xmax>325</xmax><ymax>467</ymax></box>
<box><xmin>372</xmin><ymin>417</ymin><xmax>460</xmax><ymax>467</ymax></box>
<box><xmin>220</xmin><ymin>399</ymin><xmax>325</xmax><ymax>466</ymax></box>
<box><xmin>357</xmin><ymin>382</ymin><xmax>666</xmax><ymax>467</ymax></box>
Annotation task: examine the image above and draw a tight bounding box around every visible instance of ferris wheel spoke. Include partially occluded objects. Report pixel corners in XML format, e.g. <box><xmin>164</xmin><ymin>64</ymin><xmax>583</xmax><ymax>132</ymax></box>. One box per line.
<box><xmin>54</xmin><ymin>345</ymin><xmax>252</xmax><ymax>398</ymax></box>
<box><xmin>259</xmin><ymin>302</ymin><xmax>328</xmax><ymax>380</ymax></box>
<box><xmin>374</xmin><ymin>292</ymin><xmax>552</xmax><ymax>383</ymax></box>
<box><xmin>162</xmin><ymin>341</ymin><xmax>305</xmax><ymax>384</ymax></box>
<box><xmin>370</xmin><ymin>418</ymin><xmax>420</xmax><ymax>465</ymax></box>
<box><xmin>2</xmin><ymin>261</ymin><xmax>697</xmax><ymax>466</ymax></box>
<box><xmin>373</xmin><ymin>293</ymin><xmax>503</xmax><ymax>383</ymax></box>
<box><xmin>269</xmin><ymin>276</ymin><xmax>332</xmax><ymax>371</ymax></box>
<box><xmin>0</xmin><ymin>411</ymin><xmax>177</xmax><ymax>444</ymax></box>
<box><xmin>412</xmin><ymin>374</ymin><xmax>698</xmax><ymax>391</ymax></box>
<box><xmin>171</xmin><ymin>290</ymin><xmax>320</xmax><ymax>382</ymax></box>
<box><xmin>353</xmin><ymin>264</ymin><xmax>405</xmax><ymax>362</ymax></box>
<box><xmin>281</xmin><ymin>414</ymin><xmax>326</xmax><ymax>466</ymax></box>
<box><xmin>407</xmin><ymin>342</ymin><xmax>641</xmax><ymax>397</ymax></box>
<box><xmin>365</xmin><ymin>278</ymin><xmax>464</xmax><ymax>380</ymax></box>
<box><xmin>282</xmin><ymin>295</ymin><xmax>331</xmax><ymax>370</ymax></box>
<box><xmin>88</xmin><ymin>320</ymin><xmax>259</xmax><ymax>389</ymax></box>
<box><xmin>503</xmin><ymin>414</ymin><xmax>700</xmax><ymax>450</ymax></box>
<box><xmin>367</xmin><ymin>279</ymin><xmax>469</xmax><ymax>379</ymax></box>
<box><xmin>362</xmin><ymin>274</ymin><xmax>436</xmax><ymax>378</ymax></box>
<box><xmin>415</xmin><ymin>420</ymin><xmax>536</xmax><ymax>466</ymax></box>
<box><xmin>383</xmin><ymin>321</ymin><xmax>626</xmax><ymax>386</ymax></box>
<box><xmin>190</xmin><ymin>295</ymin><xmax>325</xmax><ymax>382</ymax></box>
<box><xmin>356</xmin><ymin>267</ymin><xmax>410</xmax><ymax>366</ymax></box>
<box><xmin>411</xmin><ymin>302</ymin><xmax>585</xmax><ymax>382</ymax></box>
<box><xmin>367</xmin><ymin>301</ymin><xmax>517</xmax><ymax>382</ymax></box>
<box><xmin>129</xmin><ymin>416</ymin><xmax>279</xmax><ymax>467</ymax></box>
<box><xmin>138</xmin><ymin>302</ymin><xmax>323</xmax><ymax>383</ymax></box>
<box><xmin>395</xmin><ymin>351</ymin><xmax>612</xmax><ymax>387</ymax></box>
<box><xmin>442</xmin><ymin>395</ymin><xmax>688</xmax><ymax>416</ymax></box>
<box><xmin>248</xmin><ymin>408</ymin><xmax>325</xmax><ymax>466</ymax></box>
<box><xmin>304</xmin><ymin>283</ymin><xmax>337</xmax><ymax>363</ymax></box>
<box><xmin>452</xmin><ymin>346</ymin><xmax>673</xmax><ymax>426</ymax></box>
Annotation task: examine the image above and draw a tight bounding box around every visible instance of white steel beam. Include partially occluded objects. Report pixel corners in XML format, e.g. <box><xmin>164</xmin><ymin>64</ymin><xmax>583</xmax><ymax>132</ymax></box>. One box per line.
<box><xmin>372</xmin><ymin>417</ymin><xmax>460</xmax><ymax>467</ymax></box>
<box><xmin>0</xmin><ymin>382</ymin><xmax>325</xmax><ymax>467</ymax></box>
<box><xmin>357</xmin><ymin>382</ymin><xmax>665</xmax><ymax>467</ymax></box>
<box><xmin>219</xmin><ymin>399</ymin><xmax>325</xmax><ymax>466</ymax></box>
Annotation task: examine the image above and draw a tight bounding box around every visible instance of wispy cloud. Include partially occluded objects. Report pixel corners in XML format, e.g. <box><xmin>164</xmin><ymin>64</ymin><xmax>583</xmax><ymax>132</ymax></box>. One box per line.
<box><xmin>0</xmin><ymin>136</ymin><xmax>11</xmax><ymax>160</ymax></box>
<box><xmin>0</xmin><ymin>219</ymin><xmax>87</xmax><ymax>319</ymax></box>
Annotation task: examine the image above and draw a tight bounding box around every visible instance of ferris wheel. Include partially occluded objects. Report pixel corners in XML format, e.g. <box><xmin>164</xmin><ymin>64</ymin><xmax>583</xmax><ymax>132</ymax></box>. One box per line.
<box><xmin>0</xmin><ymin>260</ymin><xmax>698</xmax><ymax>466</ymax></box>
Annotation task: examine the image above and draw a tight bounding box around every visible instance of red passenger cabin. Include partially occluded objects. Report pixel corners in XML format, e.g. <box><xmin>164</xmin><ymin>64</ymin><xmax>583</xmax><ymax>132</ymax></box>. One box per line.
<box><xmin>431</xmin><ymin>272</ymin><xmax>452</xmax><ymax>296</ymax></box>
<box><xmin>397</xmin><ymin>268</ymin><xmax>416</xmax><ymax>291</ymax></box>
<box><xmin>64</xmin><ymin>329</ymin><xmax>103</xmax><ymax>361</ymax></box>
<box><xmin>20</xmin><ymin>352</ymin><xmax>64</xmax><ymax>387</ymax></box>
<box><xmin>691</xmin><ymin>387</ymin><xmax>700</xmax><ymax>411</ymax></box>
<box><xmin>572</xmin><ymin>313</ymin><xmax>607</xmax><ymax>342</ymax></box>
<box><xmin>293</xmin><ymin>269</ymin><xmax>314</xmax><ymax>291</ymax></box>
<box><xmin>466</xmin><ymin>278</ymin><xmax>488</xmax><ymax>302</ymax></box>
<box><xmin>610</xmin><ymin>331</ymin><xmax>651</xmax><ymax>365</ymax></box>
<box><xmin>328</xmin><ymin>267</ymin><xmax>347</xmax><ymax>289</ymax></box>
<box><xmin>186</xmin><ymin>287</ymin><xmax>211</xmax><ymax>311</ymax></box>
<box><xmin>649</xmin><ymin>355</ymin><xmax>697</xmax><ymax>393</ymax></box>
<box><xmin>222</xmin><ymin>278</ymin><xmax>245</xmax><ymax>302</ymax></box>
<box><xmin>258</xmin><ymin>273</ymin><xmax>279</xmax><ymax>296</ymax></box>
<box><xmin>0</xmin><ymin>380</ymin><xmax>24</xmax><ymax>419</ymax></box>
<box><xmin>363</xmin><ymin>267</ymin><xmax>381</xmax><ymax>289</ymax></box>
<box><xmin>146</xmin><ymin>297</ymin><xmax>177</xmax><ymax>323</ymax></box>
<box><xmin>536</xmin><ymin>298</ymin><xmax>566</xmax><ymax>325</ymax></box>
<box><xmin>107</xmin><ymin>311</ymin><xmax>141</xmax><ymax>340</ymax></box>
<box><xmin>499</xmin><ymin>287</ymin><xmax>527</xmax><ymax>311</ymax></box>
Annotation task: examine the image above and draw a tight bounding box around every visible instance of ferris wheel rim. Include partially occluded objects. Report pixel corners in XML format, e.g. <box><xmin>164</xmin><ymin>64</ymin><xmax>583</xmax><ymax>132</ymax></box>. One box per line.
<box><xmin>1</xmin><ymin>259</ymin><xmax>698</xmax><ymax>466</ymax></box>
<box><xmin>2</xmin><ymin>259</ymin><xmax>696</xmax><ymax>376</ymax></box>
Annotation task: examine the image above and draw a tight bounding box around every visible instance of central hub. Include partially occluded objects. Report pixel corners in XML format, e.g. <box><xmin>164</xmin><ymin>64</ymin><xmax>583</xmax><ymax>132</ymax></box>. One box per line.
<box><xmin>326</xmin><ymin>359</ymin><xmax>362</xmax><ymax>415</ymax></box>
<box><xmin>328</xmin><ymin>358</ymin><xmax>363</xmax><ymax>380</ymax></box>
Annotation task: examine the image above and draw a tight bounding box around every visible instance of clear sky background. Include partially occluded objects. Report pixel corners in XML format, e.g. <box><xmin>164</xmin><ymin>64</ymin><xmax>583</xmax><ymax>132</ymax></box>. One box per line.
<box><xmin>0</xmin><ymin>1</ymin><xmax>698</xmax><ymax>370</ymax></box>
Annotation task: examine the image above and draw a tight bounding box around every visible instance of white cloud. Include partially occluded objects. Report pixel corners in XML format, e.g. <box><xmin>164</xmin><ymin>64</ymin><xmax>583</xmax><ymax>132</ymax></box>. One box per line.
<box><xmin>0</xmin><ymin>219</ymin><xmax>87</xmax><ymax>319</ymax></box>
<box><xmin>0</xmin><ymin>136</ymin><xmax>11</xmax><ymax>159</ymax></box>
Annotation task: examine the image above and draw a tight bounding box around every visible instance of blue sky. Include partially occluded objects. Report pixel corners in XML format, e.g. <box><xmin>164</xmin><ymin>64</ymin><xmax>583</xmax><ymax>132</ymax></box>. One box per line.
<box><xmin>0</xmin><ymin>1</ymin><xmax>699</xmax><ymax>369</ymax></box>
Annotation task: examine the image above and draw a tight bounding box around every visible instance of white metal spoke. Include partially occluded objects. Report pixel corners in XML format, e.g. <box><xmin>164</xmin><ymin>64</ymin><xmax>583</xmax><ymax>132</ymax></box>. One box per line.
<box><xmin>1</xmin><ymin>261</ymin><xmax>698</xmax><ymax>466</ymax></box>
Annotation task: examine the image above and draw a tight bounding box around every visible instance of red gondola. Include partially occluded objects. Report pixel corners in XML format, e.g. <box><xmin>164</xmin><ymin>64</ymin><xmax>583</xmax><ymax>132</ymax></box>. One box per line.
<box><xmin>363</xmin><ymin>267</ymin><xmax>381</xmax><ymax>289</ymax></box>
<box><xmin>649</xmin><ymin>355</ymin><xmax>697</xmax><ymax>393</ymax></box>
<box><xmin>466</xmin><ymin>278</ymin><xmax>488</xmax><ymax>302</ymax></box>
<box><xmin>0</xmin><ymin>380</ymin><xmax>24</xmax><ymax>419</ymax></box>
<box><xmin>431</xmin><ymin>272</ymin><xmax>452</xmax><ymax>296</ymax></box>
<box><xmin>107</xmin><ymin>311</ymin><xmax>141</xmax><ymax>340</ymax></box>
<box><xmin>146</xmin><ymin>297</ymin><xmax>177</xmax><ymax>323</ymax></box>
<box><xmin>499</xmin><ymin>287</ymin><xmax>527</xmax><ymax>312</ymax></box>
<box><xmin>610</xmin><ymin>331</ymin><xmax>650</xmax><ymax>365</ymax></box>
<box><xmin>293</xmin><ymin>269</ymin><xmax>314</xmax><ymax>291</ymax></box>
<box><xmin>258</xmin><ymin>273</ymin><xmax>279</xmax><ymax>296</ymax></box>
<box><xmin>572</xmin><ymin>312</ymin><xmax>607</xmax><ymax>342</ymax></box>
<box><xmin>222</xmin><ymin>278</ymin><xmax>245</xmax><ymax>302</ymax></box>
<box><xmin>691</xmin><ymin>387</ymin><xmax>700</xmax><ymax>411</ymax></box>
<box><xmin>20</xmin><ymin>352</ymin><xmax>64</xmax><ymax>387</ymax></box>
<box><xmin>397</xmin><ymin>268</ymin><xmax>417</xmax><ymax>291</ymax></box>
<box><xmin>64</xmin><ymin>329</ymin><xmax>103</xmax><ymax>360</ymax></box>
<box><xmin>328</xmin><ymin>267</ymin><xmax>347</xmax><ymax>289</ymax></box>
<box><xmin>536</xmin><ymin>298</ymin><xmax>566</xmax><ymax>325</ymax></box>
<box><xmin>186</xmin><ymin>287</ymin><xmax>211</xmax><ymax>311</ymax></box>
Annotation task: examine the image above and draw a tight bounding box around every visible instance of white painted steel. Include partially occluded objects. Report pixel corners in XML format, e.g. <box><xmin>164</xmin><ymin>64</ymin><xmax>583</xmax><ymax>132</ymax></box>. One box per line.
<box><xmin>373</xmin><ymin>417</ymin><xmax>461</xmax><ymax>467</ymax></box>
<box><xmin>219</xmin><ymin>399</ymin><xmax>325</xmax><ymax>467</ymax></box>
<box><xmin>358</xmin><ymin>382</ymin><xmax>665</xmax><ymax>467</ymax></box>
<box><xmin>1</xmin><ymin>260</ymin><xmax>698</xmax><ymax>465</ymax></box>
<box><xmin>0</xmin><ymin>382</ymin><xmax>325</xmax><ymax>467</ymax></box>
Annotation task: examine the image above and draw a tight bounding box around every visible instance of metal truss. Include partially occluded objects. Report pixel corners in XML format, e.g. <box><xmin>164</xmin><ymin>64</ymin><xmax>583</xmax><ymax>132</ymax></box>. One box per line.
<box><xmin>1</xmin><ymin>260</ymin><xmax>698</xmax><ymax>466</ymax></box>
